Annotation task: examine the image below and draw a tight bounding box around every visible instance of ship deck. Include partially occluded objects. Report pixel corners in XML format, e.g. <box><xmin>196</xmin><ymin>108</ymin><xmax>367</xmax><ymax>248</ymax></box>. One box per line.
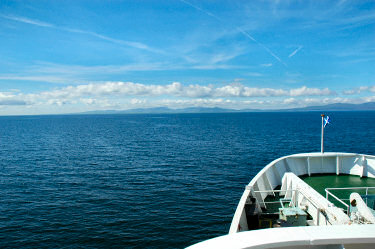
<box><xmin>261</xmin><ymin>174</ymin><xmax>375</xmax><ymax>220</ymax></box>
<box><xmin>301</xmin><ymin>174</ymin><xmax>375</xmax><ymax>209</ymax></box>
<box><xmin>226</xmin><ymin>153</ymin><xmax>375</xmax><ymax>247</ymax></box>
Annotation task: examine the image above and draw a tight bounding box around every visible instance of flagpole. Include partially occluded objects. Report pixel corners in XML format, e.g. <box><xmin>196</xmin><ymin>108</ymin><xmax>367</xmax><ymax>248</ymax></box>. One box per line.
<box><xmin>321</xmin><ymin>114</ymin><xmax>325</xmax><ymax>154</ymax></box>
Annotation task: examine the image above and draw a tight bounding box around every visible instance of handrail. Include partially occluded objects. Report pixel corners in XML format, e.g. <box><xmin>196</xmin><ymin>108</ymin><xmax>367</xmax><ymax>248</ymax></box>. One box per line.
<box><xmin>253</xmin><ymin>188</ymin><xmax>332</xmax><ymax>225</ymax></box>
<box><xmin>253</xmin><ymin>189</ymin><xmax>297</xmax><ymax>193</ymax></box>
<box><xmin>252</xmin><ymin>189</ymin><xmax>297</xmax><ymax>209</ymax></box>
<box><xmin>325</xmin><ymin>190</ymin><xmax>349</xmax><ymax>213</ymax></box>
<box><xmin>325</xmin><ymin>187</ymin><xmax>375</xmax><ymax>213</ymax></box>
<box><xmin>325</xmin><ymin>187</ymin><xmax>375</xmax><ymax>191</ymax></box>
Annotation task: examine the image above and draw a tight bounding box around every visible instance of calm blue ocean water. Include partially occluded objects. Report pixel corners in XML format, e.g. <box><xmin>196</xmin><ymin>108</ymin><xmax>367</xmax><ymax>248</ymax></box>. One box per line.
<box><xmin>0</xmin><ymin>112</ymin><xmax>374</xmax><ymax>248</ymax></box>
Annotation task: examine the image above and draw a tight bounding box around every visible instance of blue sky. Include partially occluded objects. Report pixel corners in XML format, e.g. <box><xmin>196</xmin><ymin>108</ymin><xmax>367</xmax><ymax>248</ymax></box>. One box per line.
<box><xmin>0</xmin><ymin>0</ymin><xmax>374</xmax><ymax>115</ymax></box>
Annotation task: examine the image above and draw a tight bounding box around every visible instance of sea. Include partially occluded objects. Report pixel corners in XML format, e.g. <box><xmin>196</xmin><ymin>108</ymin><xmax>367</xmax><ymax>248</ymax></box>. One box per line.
<box><xmin>0</xmin><ymin>111</ymin><xmax>374</xmax><ymax>248</ymax></box>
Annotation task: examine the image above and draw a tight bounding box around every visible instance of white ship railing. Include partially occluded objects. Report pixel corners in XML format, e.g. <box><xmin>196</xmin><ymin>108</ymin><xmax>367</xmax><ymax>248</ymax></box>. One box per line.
<box><xmin>253</xmin><ymin>188</ymin><xmax>333</xmax><ymax>225</ymax></box>
<box><xmin>325</xmin><ymin>187</ymin><xmax>375</xmax><ymax>213</ymax></box>
<box><xmin>251</xmin><ymin>189</ymin><xmax>297</xmax><ymax>211</ymax></box>
<box><xmin>230</xmin><ymin>152</ymin><xmax>375</xmax><ymax>234</ymax></box>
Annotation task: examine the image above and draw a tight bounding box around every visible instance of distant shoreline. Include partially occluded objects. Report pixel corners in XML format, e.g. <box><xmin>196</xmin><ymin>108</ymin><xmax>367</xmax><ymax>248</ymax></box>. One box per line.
<box><xmin>2</xmin><ymin>102</ymin><xmax>375</xmax><ymax>117</ymax></box>
<box><xmin>58</xmin><ymin>101</ymin><xmax>375</xmax><ymax>115</ymax></box>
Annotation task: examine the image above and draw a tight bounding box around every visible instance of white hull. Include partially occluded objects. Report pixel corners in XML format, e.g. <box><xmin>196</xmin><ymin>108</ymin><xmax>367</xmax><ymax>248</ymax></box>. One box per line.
<box><xmin>230</xmin><ymin>152</ymin><xmax>375</xmax><ymax>234</ymax></box>
<box><xmin>188</xmin><ymin>224</ymin><xmax>375</xmax><ymax>249</ymax></box>
<box><xmin>188</xmin><ymin>152</ymin><xmax>375</xmax><ymax>249</ymax></box>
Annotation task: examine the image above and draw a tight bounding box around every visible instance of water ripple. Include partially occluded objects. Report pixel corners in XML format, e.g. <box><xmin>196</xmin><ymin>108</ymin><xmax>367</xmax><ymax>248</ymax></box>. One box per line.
<box><xmin>0</xmin><ymin>112</ymin><xmax>374</xmax><ymax>248</ymax></box>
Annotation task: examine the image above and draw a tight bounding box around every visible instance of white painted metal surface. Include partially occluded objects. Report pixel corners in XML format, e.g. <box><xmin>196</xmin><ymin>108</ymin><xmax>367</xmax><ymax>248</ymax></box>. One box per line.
<box><xmin>229</xmin><ymin>152</ymin><xmax>375</xmax><ymax>234</ymax></box>
<box><xmin>350</xmin><ymin>193</ymin><xmax>375</xmax><ymax>223</ymax></box>
<box><xmin>187</xmin><ymin>225</ymin><xmax>375</xmax><ymax>249</ymax></box>
<box><xmin>281</xmin><ymin>173</ymin><xmax>350</xmax><ymax>225</ymax></box>
<box><xmin>188</xmin><ymin>152</ymin><xmax>375</xmax><ymax>249</ymax></box>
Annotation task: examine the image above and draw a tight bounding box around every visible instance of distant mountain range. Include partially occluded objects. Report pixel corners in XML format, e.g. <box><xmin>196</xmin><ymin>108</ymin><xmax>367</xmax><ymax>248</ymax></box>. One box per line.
<box><xmin>78</xmin><ymin>102</ymin><xmax>375</xmax><ymax>115</ymax></box>
<box><xmin>281</xmin><ymin>102</ymin><xmax>375</xmax><ymax>112</ymax></box>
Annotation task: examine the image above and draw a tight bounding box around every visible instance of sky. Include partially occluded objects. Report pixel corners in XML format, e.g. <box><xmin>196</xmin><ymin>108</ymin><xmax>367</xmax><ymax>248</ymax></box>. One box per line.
<box><xmin>0</xmin><ymin>0</ymin><xmax>374</xmax><ymax>115</ymax></box>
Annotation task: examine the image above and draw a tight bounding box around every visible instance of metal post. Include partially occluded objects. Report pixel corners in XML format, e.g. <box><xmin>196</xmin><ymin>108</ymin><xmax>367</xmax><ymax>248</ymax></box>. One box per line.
<box><xmin>321</xmin><ymin>114</ymin><xmax>325</xmax><ymax>153</ymax></box>
<box><xmin>317</xmin><ymin>208</ymin><xmax>320</xmax><ymax>225</ymax></box>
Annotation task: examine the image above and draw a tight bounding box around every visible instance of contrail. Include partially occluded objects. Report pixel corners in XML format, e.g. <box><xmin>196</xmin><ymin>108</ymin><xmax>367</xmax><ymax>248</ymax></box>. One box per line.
<box><xmin>236</xmin><ymin>27</ymin><xmax>286</xmax><ymax>66</ymax></box>
<box><xmin>0</xmin><ymin>14</ymin><xmax>53</xmax><ymax>28</ymax></box>
<box><xmin>0</xmin><ymin>14</ymin><xmax>162</xmax><ymax>54</ymax></box>
<box><xmin>288</xmin><ymin>46</ymin><xmax>303</xmax><ymax>58</ymax></box>
<box><xmin>180</xmin><ymin>0</ymin><xmax>219</xmax><ymax>20</ymax></box>
<box><xmin>180</xmin><ymin>0</ymin><xmax>287</xmax><ymax>66</ymax></box>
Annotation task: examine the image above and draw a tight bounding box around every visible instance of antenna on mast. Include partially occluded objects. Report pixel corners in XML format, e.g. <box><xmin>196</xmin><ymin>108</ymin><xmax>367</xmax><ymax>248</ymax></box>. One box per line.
<box><xmin>321</xmin><ymin>114</ymin><xmax>330</xmax><ymax>154</ymax></box>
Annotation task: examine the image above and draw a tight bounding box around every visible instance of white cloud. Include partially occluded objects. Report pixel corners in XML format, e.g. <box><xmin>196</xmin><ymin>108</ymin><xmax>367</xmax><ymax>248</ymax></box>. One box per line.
<box><xmin>160</xmin><ymin>98</ymin><xmax>230</xmax><ymax>107</ymax></box>
<box><xmin>208</xmin><ymin>51</ymin><xmax>244</xmax><ymax>64</ymax></box>
<box><xmin>0</xmin><ymin>92</ymin><xmax>28</xmax><ymax>105</ymax></box>
<box><xmin>0</xmin><ymin>82</ymin><xmax>337</xmax><ymax>107</ymax></box>
<box><xmin>343</xmin><ymin>85</ymin><xmax>375</xmax><ymax>95</ymax></box>
<box><xmin>0</xmin><ymin>60</ymin><xmax>245</xmax><ymax>84</ymax></box>
<box><xmin>289</xmin><ymin>86</ymin><xmax>333</xmax><ymax>96</ymax></box>
<box><xmin>130</xmin><ymin>98</ymin><xmax>147</xmax><ymax>105</ymax></box>
<box><xmin>0</xmin><ymin>75</ymin><xmax>81</xmax><ymax>84</ymax></box>
<box><xmin>0</xmin><ymin>99</ymin><xmax>27</xmax><ymax>105</ymax></box>
<box><xmin>214</xmin><ymin>85</ymin><xmax>333</xmax><ymax>97</ymax></box>
<box><xmin>283</xmin><ymin>98</ymin><xmax>297</xmax><ymax>104</ymax></box>
<box><xmin>46</xmin><ymin>99</ymin><xmax>70</xmax><ymax>106</ymax></box>
<box><xmin>280</xmin><ymin>96</ymin><xmax>364</xmax><ymax>107</ymax></box>
<box><xmin>360</xmin><ymin>86</ymin><xmax>375</xmax><ymax>93</ymax></box>
<box><xmin>362</xmin><ymin>96</ymin><xmax>375</xmax><ymax>102</ymax></box>
<box><xmin>80</xmin><ymin>98</ymin><xmax>97</xmax><ymax>105</ymax></box>
<box><xmin>1</xmin><ymin>82</ymin><xmax>369</xmax><ymax>115</ymax></box>
<box><xmin>343</xmin><ymin>89</ymin><xmax>359</xmax><ymax>95</ymax></box>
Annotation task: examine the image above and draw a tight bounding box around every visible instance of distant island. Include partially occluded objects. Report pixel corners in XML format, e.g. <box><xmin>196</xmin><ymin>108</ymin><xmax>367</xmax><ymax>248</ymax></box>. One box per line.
<box><xmin>78</xmin><ymin>102</ymin><xmax>375</xmax><ymax>115</ymax></box>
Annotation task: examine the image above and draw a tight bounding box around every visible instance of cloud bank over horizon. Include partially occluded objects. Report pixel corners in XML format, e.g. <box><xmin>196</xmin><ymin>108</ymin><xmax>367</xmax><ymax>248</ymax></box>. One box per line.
<box><xmin>0</xmin><ymin>81</ymin><xmax>374</xmax><ymax>115</ymax></box>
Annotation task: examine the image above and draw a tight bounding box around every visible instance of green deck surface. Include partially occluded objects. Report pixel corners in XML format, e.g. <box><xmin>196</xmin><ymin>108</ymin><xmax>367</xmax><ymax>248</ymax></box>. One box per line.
<box><xmin>260</xmin><ymin>174</ymin><xmax>375</xmax><ymax>228</ymax></box>
<box><xmin>262</xmin><ymin>191</ymin><xmax>282</xmax><ymax>214</ymax></box>
<box><xmin>300</xmin><ymin>174</ymin><xmax>375</xmax><ymax>210</ymax></box>
<box><xmin>300</xmin><ymin>174</ymin><xmax>375</xmax><ymax>195</ymax></box>
<box><xmin>263</xmin><ymin>174</ymin><xmax>375</xmax><ymax>213</ymax></box>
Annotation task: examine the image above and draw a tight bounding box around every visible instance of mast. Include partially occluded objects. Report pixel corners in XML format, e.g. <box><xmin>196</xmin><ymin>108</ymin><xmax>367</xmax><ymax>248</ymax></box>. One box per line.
<box><xmin>321</xmin><ymin>114</ymin><xmax>325</xmax><ymax>154</ymax></box>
